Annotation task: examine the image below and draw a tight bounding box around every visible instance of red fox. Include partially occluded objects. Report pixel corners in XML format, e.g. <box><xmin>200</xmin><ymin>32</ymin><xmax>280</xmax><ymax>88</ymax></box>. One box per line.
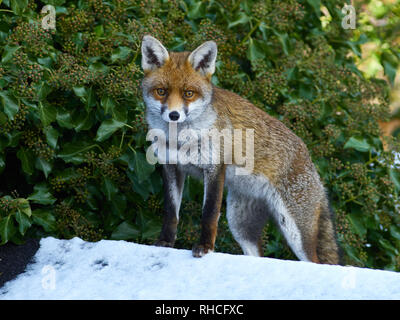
<box><xmin>141</xmin><ymin>35</ymin><xmax>341</xmax><ymax>264</ymax></box>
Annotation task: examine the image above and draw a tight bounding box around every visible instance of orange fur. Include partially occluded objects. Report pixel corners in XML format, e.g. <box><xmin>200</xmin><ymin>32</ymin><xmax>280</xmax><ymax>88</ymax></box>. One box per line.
<box><xmin>142</xmin><ymin>38</ymin><xmax>341</xmax><ymax>264</ymax></box>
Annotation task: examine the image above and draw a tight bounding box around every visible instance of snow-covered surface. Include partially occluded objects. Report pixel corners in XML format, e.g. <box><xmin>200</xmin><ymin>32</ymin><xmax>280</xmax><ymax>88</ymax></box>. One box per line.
<box><xmin>1</xmin><ymin>237</ymin><xmax>400</xmax><ymax>299</ymax></box>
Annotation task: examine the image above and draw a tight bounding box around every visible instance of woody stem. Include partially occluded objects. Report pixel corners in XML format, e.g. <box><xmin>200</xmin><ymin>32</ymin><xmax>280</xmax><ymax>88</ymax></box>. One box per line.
<box><xmin>241</xmin><ymin>20</ymin><xmax>261</xmax><ymax>44</ymax></box>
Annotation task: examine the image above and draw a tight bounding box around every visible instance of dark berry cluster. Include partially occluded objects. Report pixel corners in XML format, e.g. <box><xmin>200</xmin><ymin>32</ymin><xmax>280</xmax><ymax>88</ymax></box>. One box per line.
<box><xmin>131</xmin><ymin>109</ymin><xmax>147</xmax><ymax>134</ymax></box>
<box><xmin>0</xmin><ymin>103</ymin><xmax>28</xmax><ymax>134</ymax></box>
<box><xmin>8</xmin><ymin>21</ymin><xmax>53</xmax><ymax>57</ymax></box>
<box><xmin>86</xmin><ymin>148</ymin><xmax>124</xmax><ymax>183</ymax></box>
<box><xmin>55</xmin><ymin>203</ymin><xmax>103</xmax><ymax>242</ymax></box>
<box><xmin>22</xmin><ymin>129</ymin><xmax>54</xmax><ymax>161</ymax></box>
<box><xmin>0</xmin><ymin>197</ymin><xmax>19</xmax><ymax>216</ymax></box>
<box><xmin>252</xmin><ymin>0</ymin><xmax>305</xmax><ymax>32</ymax></box>
<box><xmin>49</xmin><ymin>54</ymin><xmax>96</xmax><ymax>90</ymax></box>
<box><xmin>58</xmin><ymin>7</ymin><xmax>95</xmax><ymax>35</ymax></box>
<box><xmin>50</xmin><ymin>166</ymin><xmax>92</xmax><ymax>204</ymax></box>
<box><xmin>99</xmin><ymin>64</ymin><xmax>142</xmax><ymax>98</ymax></box>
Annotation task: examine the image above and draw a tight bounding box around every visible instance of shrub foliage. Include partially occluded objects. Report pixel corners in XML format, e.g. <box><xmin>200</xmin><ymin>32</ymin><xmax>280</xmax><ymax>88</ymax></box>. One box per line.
<box><xmin>0</xmin><ymin>0</ymin><xmax>399</xmax><ymax>270</ymax></box>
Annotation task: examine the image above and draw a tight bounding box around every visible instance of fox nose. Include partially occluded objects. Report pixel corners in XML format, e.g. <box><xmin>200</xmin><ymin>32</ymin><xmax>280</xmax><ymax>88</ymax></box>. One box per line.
<box><xmin>169</xmin><ymin>111</ymin><xmax>180</xmax><ymax>121</ymax></box>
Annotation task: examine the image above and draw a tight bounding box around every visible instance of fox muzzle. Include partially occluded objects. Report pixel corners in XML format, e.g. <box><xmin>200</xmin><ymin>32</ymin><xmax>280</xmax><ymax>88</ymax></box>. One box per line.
<box><xmin>161</xmin><ymin>105</ymin><xmax>187</xmax><ymax>123</ymax></box>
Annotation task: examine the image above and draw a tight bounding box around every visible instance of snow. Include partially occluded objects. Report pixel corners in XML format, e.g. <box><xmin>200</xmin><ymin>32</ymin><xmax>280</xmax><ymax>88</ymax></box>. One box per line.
<box><xmin>1</xmin><ymin>237</ymin><xmax>400</xmax><ymax>300</ymax></box>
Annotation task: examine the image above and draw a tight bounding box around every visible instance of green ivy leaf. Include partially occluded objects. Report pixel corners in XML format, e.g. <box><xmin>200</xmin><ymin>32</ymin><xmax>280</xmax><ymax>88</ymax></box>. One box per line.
<box><xmin>0</xmin><ymin>215</ymin><xmax>15</xmax><ymax>244</ymax></box>
<box><xmin>0</xmin><ymin>91</ymin><xmax>19</xmax><ymax>120</ymax></box>
<box><xmin>44</xmin><ymin>0</ymin><xmax>66</xmax><ymax>6</ymax></box>
<box><xmin>141</xmin><ymin>219</ymin><xmax>161</xmax><ymax>240</ymax></box>
<box><xmin>32</xmin><ymin>209</ymin><xmax>56</xmax><ymax>232</ymax></box>
<box><xmin>1</xmin><ymin>45</ymin><xmax>20</xmax><ymax>63</ymax></box>
<box><xmin>0</xmin><ymin>111</ymin><xmax>7</xmax><ymax>126</ymax></box>
<box><xmin>86</xmin><ymin>87</ymin><xmax>96</xmax><ymax>109</ymax></box>
<box><xmin>378</xmin><ymin>238</ymin><xmax>399</xmax><ymax>256</ymax></box>
<box><xmin>272</xmin><ymin>29</ymin><xmax>290</xmax><ymax>55</ymax></box>
<box><xmin>73</xmin><ymin>86</ymin><xmax>87</xmax><ymax>98</ymax></box>
<box><xmin>346</xmin><ymin>41</ymin><xmax>362</xmax><ymax>58</ymax></box>
<box><xmin>382</xmin><ymin>60</ymin><xmax>397</xmax><ymax>86</ymax></box>
<box><xmin>16</xmin><ymin>198</ymin><xmax>31</xmax><ymax>217</ymax></box>
<box><xmin>58</xmin><ymin>141</ymin><xmax>96</xmax><ymax>164</ymax></box>
<box><xmin>15</xmin><ymin>210</ymin><xmax>31</xmax><ymax>235</ymax></box>
<box><xmin>389</xmin><ymin>168</ymin><xmax>400</xmax><ymax>191</ymax></box>
<box><xmin>129</xmin><ymin>173</ymin><xmax>150</xmax><ymax>200</ymax></box>
<box><xmin>35</xmin><ymin>157</ymin><xmax>52</xmax><ymax>178</ymax></box>
<box><xmin>247</xmin><ymin>38</ymin><xmax>265</xmax><ymax>61</ymax></box>
<box><xmin>344</xmin><ymin>136</ymin><xmax>372</xmax><ymax>152</ymax></box>
<box><xmin>89</xmin><ymin>62</ymin><xmax>109</xmax><ymax>74</ymax></box>
<box><xmin>228</xmin><ymin>12</ymin><xmax>250</xmax><ymax>28</ymax></box>
<box><xmin>35</xmin><ymin>82</ymin><xmax>52</xmax><ymax>100</ymax></box>
<box><xmin>128</xmin><ymin>171</ymin><xmax>161</xmax><ymax>200</ymax></box>
<box><xmin>111</xmin><ymin>46</ymin><xmax>132</xmax><ymax>63</ymax></box>
<box><xmin>129</xmin><ymin>151</ymin><xmax>155</xmax><ymax>183</ymax></box>
<box><xmin>37</xmin><ymin>56</ymin><xmax>54</xmax><ymax>68</ymax></box>
<box><xmin>306</xmin><ymin>0</ymin><xmax>321</xmax><ymax>16</ymax></box>
<box><xmin>44</xmin><ymin>126</ymin><xmax>59</xmax><ymax>149</ymax></box>
<box><xmin>187</xmin><ymin>1</ymin><xmax>205</xmax><ymax>19</ymax></box>
<box><xmin>390</xmin><ymin>225</ymin><xmax>400</xmax><ymax>241</ymax></box>
<box><xmin>94</xmin><ymin>25</ymin><xmax>104</xmax><ymax>37</ymax></box>
<box><xmin>28</xmin><ymin>183</ymin><xmax>56</xmax><ymax>205</ymax></box>
<box><xmin>102</xmin><ymin>177</ymin><xmax>118</xmax><ymax>201</ymax></box>
<box><xmin>56</xmin><ymin>108</ymin><xmax>75</xmax><ymax>129</ymax></box>
<box><xmin>137</xmin><ymin>211</ymin><xmax>161</xmax><ymax>240</ymax></box>
<box><xmin>111</xmin><ymin>104</ymin><xmax>128</xmax><ymax>123</ymax></box>
<box><xmin>95</xmin><ymin>119</ymin><xmax>125</xmax><ymax>142</ymax></box>
<box><xmin>74</xmin><ymin>110</ymin><xmax>95</xmax><ymax>132</ymax></box>
<box><xmin>101</xmin><ymin>96</ymin><xmax>116</xmax><ymax>115</ymax></box>
<box><xmin>111</xmin><ymin>221</ymin><xmax>140</xmax><ymax>240</ymax></box>
<box><xmin>38</xmin><ymin>102</ymin><xmax>57</xmax><ymax>127</ymax></box>
<box><xmin>110</xmin><ymin>194</ymin><xmax>127</xmax><ymax>218</ymax></box>
<box><xmin>10</xmin><ymin>0</ymin><xmax>28</xmax><ymax>15</ymax></box>
<box><xmin>16</xmin><ymin>147</ymin><xmax>34</xmax><ymax>175</ymax></box>
<box><xmin>348</xmin><ymin>213</ymin><xmax>367</xmax><ymax>237</ymax></box>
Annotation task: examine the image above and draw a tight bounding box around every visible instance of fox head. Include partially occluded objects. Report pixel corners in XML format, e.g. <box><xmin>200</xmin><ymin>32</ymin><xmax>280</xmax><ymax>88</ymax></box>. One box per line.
<box><xmin>141</xmin><ymin>35</ymin><xmax>217</xmax><ymax>124</ymax></box>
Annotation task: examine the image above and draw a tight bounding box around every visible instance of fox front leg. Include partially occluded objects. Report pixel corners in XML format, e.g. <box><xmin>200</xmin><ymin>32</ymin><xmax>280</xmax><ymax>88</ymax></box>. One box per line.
<box><xmin>155</xmin><ymin>164</ymin><xmax>186</xmax><ymax>248</ymax></box>
<box><xmin>192</xmin><ymin>165</ymin><xmax>226</xmax><ymax>257</ymax></box>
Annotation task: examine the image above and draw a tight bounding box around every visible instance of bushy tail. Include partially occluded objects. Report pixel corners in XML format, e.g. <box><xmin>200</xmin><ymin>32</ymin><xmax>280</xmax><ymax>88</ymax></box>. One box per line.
<box><xmin>316</xmin><ymin>204</ymin><xmax>342</xmax><ymax>265</ymax></box>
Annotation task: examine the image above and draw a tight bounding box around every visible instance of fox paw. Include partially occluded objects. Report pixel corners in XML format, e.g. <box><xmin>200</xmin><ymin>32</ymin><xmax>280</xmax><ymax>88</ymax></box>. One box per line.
<box><xmin>192</xmin><ymin>244</ymin><xmax>213</xmax><ymax>258</ymax></box>
<box><xmin>154</xmin><ymin>240</ymin><xmax>174</xmax><ymax>248</ymax></box>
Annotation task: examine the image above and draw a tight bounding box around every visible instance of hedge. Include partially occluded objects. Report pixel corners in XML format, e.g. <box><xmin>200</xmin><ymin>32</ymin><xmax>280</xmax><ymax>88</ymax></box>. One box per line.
<box><xmin>0</xmin><ymin>0</ymin><xmax>399</xmax><ymax>270</ymax></box>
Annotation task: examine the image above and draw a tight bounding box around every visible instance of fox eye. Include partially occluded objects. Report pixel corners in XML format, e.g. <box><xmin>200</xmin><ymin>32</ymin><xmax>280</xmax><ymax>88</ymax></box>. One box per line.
<box><xmin>183</xmin><ymin>90</ymin><xmax>194</xmax><ymax>98</ymax></box>
<box><xmin>155</xmin><ymin>88</ymin><xmax>167</xmax><ymax>96</ymax></box>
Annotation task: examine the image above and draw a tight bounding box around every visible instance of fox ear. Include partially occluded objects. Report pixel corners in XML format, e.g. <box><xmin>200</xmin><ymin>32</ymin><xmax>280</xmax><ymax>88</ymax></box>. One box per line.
<box><xmin>188</xmin><ymin>41</ymin><xmax>217</xmax><ymax>77</ymax></box>
<box><xmin>141</xmin><ymin>35</ymin><xmax>169</xmax><ymax>72</ymax></box>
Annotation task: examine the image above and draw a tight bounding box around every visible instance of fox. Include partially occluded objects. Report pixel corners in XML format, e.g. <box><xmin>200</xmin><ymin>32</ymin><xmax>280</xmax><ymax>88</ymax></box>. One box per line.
<box><xmin>141</xmin><ymin>35</ymin><xmax>341</xmax><ymax>264</ymax></box>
